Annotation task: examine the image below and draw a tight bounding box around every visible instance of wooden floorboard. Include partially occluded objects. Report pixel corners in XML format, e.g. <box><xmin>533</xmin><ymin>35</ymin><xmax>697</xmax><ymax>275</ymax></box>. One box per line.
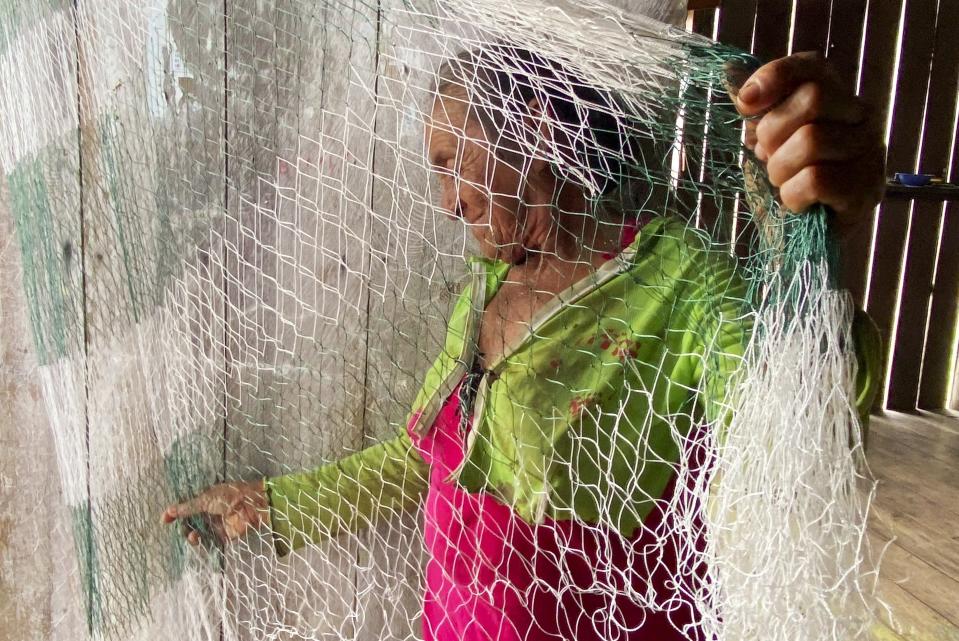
<box><xmin>867</xmin><ymin>411</ymin><xmax>959</xmax><ymax>641</ymax></box>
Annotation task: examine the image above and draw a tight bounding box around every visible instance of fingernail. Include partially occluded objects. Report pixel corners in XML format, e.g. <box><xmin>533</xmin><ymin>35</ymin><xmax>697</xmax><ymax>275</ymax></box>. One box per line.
<box><xmin>739</xmin><ymin>81</ymin><xmax>761</xmax><ymax>105</ymax></box>
<box><xmin>754</xmin><ymin>142</ymin><xmax>767</xmax><ymax>161</ymax></box>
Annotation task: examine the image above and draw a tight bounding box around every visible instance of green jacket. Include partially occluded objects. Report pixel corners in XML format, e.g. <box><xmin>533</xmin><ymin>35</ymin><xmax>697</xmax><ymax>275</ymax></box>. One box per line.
<box><xmin>265</xmin><ymin>216</ymin><xmax>881</xmax><ymax>557</ymax></box>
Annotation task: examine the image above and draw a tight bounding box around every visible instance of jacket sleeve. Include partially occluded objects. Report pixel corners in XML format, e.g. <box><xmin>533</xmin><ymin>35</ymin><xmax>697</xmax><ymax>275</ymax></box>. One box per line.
<box><xmin>264</xmin><ymin>429</ymin><xmax>429</xmax><ymax>557</ymax></box>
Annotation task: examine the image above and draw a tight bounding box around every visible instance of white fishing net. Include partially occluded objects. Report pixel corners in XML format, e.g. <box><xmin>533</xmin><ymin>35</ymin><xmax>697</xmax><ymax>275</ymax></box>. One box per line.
<box><xmin>0</xmin><ymin>0</ymin><xmax>882</xmax><ymax>640</ymax></box>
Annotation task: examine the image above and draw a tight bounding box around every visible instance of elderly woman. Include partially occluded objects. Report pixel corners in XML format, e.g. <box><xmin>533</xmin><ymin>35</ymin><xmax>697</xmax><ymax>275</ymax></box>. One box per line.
<box><xmin>163</xmin><ymin>46</ymin><xmax>884</xmax><ymax>641</ymax></box>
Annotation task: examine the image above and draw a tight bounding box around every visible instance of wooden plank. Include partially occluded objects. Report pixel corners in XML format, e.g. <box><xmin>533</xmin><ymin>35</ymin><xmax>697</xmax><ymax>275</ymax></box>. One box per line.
<box><xmin>876</xmin><ymin>575</ymin><xmax>959</xmax><ymax>641</ymax></box>
<box><xmin>870</xmin><ymin>620</ymin><xmax>909</xmax><ymax>641</ymax></box>
<box><xmin>0</xmin><ymin>120</ymin><xmax>87</xmax><ymax>641</ymax></box>
<box><xmin>717</xmin><ymin>0</ymin><xmax>758</xmax><ymax>51</ymax></box>
<box><xmin>688</xmin><ymin>1</ymin><xmax>718</xmax><ymax>224</ymax></box>
<box><xmin>838</xmin><ymin>0</ymin><xmax>903</xmax><ymax>309</ymax></box>
<box><xmin>869</xmin><ymin>447</ymin><xmax>959</xmax><ymax>532</ymax></box>
<box><xmin>911</xmin><ymin>410</ymin><xmax>959</xmax><ymax>437</ymax></box>
<box><xmin>886</xmin><ymin>1</ymin><xmax>959</xmax><ymax>409</ymax></box>
<box><xmin>824</xmin><ymin>0</ymin><xmax>867</xmax><ymax>90</ymax></box>
<box><xmin>74</xmin><ymin>1</ymin><xmax>227</xmax><ymax>639</ymax></box>
<box><xmin>357</xmin><ymin>3</ymin><xmax>467</xmax><ymax>636</ymax></box>
<box><xmin>918</xmin><ymin>200</ymin><xmax>959</xmax><ymax>408</ymax></box>
<box><xmin>917</xmin><ymin>64</ymin><xmax>959</xmax><ymax>409</ymax></box>
<box><xmin>223</xmin><ymin>0</ymin><xmax>387</xmax><ymax>636</ymax></box>
<box><xmin>869</xmin><ymin>428</ymin><xmax>959</xmax><ymax>491</ymax></box>
<box><xmin>688</xmin><ymin>0</ymin><xmax>723</xmax><ymax>10</ymax></box>
<box><xmin>866</xmin><ymin>0</ymin><xmax>939</xmax><ymax>410</ymax></box>
<box><xmin>791</xmin><ymin>0</ymin><xmax>832</xmax><ymax>56</ymax></box>
<box><xmin>865</xmin><ymin>413</ymin><xmax>959</xmax><ymax>640</ymax></box>
<box><xmin>869</xmin><ymin>427</ymin><xmax>959</xmax><ymax>525</ymax></box>
<box><xmin>870</xmin><ymin>489</ymin><xmax>959</xmax><ymax>586</ymax></box>
<box><xmin>685</xmin><ymin>6</ymin><xmax>727</xmax><ymax>239</ymax></box>
<box><xmin>72</xmin><ymin>1</ymin><xmax>132</xmax><ymax>637</ymax></box>
<box><xmin>691</xmin><ymin>6</ymin><xmax>716</xmax><ymax>36</ymax></box>
<box><xmin>869</xmin><ymin>411</ymin><xmax>959</xmax><ymax>479</ymax></box>
<box><xmin>751</xmin><ymin>0</ymin><xmax>791</xmax><ymax>60</ymax></box>
<box><xmin>705</xmin><ymin>1</ymin><xmax>757</xmax><ymax>245</ymax></box>
<box><xmin>887</xmin><ymin>194</ymin><xmax>944</xmax><ymax>408</ymax></box>
<box><xmin>224</xmin><ymin>1</ymin><xmax>344</xmax><ymax>637</ymax></box>
<box><xmin>871</xmin><ymin>536</ymin><xmax>959</xmax><ymax>629</ymax></box>
<box><xmin>869</xmin><ymin>411</ymin><xmax>959</xmax><ymax>465</ymax></box>
<box><xmin>866</xmin><ymin>412</ymin><xmax>959</xmax><ymax>584</ymax></box>
<box><xmin>954</xmin><ymin>364</ymin><xmax>959</xmax><ymax>410</ymax></box>
<box><xmin>0</xmin><ymin>5</ymin><xmax>90</xmax><ymax>639</ymax></box>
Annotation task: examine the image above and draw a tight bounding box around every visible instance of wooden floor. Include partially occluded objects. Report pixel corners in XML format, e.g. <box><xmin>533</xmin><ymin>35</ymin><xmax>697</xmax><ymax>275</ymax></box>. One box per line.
<box><xmin>867</xmin><ymin>411</ymin><xmax>959</xmax><ymax>641</ymax></box>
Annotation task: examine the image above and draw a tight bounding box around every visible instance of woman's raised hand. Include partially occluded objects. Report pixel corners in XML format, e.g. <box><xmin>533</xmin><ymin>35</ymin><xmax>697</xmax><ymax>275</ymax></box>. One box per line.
<box><xmin>161</xmin><ymin>480</ymin><xmax>270</xmax><ymax>547</ymax></box>
<box><xmin>731</xmin><ymin>51</ymin><xmax>886</xmax><ymax>234</ymax></box>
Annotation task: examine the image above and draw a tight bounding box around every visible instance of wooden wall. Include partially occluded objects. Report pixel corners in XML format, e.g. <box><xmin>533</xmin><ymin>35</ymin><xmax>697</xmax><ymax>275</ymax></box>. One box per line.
<box><xmin>0</xmin><ymin>184</ymin><xmax>74</xmax><ymax>641</ymax></box>
<box><xmin>690</xmin><ymin>0</ymin><xmax>959</xmax><ymax>411</ymax></box>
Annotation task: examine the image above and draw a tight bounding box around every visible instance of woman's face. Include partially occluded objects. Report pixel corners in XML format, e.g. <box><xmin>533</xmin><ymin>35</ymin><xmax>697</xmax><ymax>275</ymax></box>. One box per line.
<box><xmin>425</xmin><ymin>95</ymin><xmax>531</xmax><ymax>263</ymax></box>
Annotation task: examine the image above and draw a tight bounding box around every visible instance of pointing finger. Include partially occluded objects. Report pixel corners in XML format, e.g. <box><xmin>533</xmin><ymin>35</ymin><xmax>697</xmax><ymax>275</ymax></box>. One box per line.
<box><xmin>163</xmin><ymin>493</ymin><xmax>215</xmax><ymax>522</ymax></box>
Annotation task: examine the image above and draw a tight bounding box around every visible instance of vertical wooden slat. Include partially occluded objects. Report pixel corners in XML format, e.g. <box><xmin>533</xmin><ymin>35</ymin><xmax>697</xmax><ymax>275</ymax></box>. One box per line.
<box><xmin>75</xmin><ymin>1</ymin><xmax>228</xmax><ymax>637</ymax></box>
<box><xmin>953</xmin><ymin>352</ymin><xmax>959</xmax><ymax>411</ymax></box>
<box><xmin>824</xmin><ymin>0</ymin><xmax>867</xmax><ymax>89</ymax></box>
<box><xmin>0</xmin><ymin>4</ymin><xmax>87</xmax><ymax>638</ymax></box>
<box><xmin>224</xmin><ymin>0</ymin><xmax>380</xmax><ymax>635</ymax></box>
<box><xmin>865</xmin><ymin>0</ymin><xmax>939</xmax><ymax>410</ymax></box>
<box><xmin>791</xmin><ymin>0</ymin><xmax>832</xmax><ymax>55</ymax></box>
<box><xmin>918</xmin><ymin>143</ymin><xmax>959</xmax><ymax>409</ymax></box>
<box><xmin>686</xmin><ymin>8</ymin><xmax>722</xmax><ymax>236</ymax></box>
<box><xmin>224</xmin><ymin>3</ymin><xmax>299</xmax><ymax>636</ymax></box>
<box><xmin>359</xmin><ymin>2</ymin><xmax>462</xmax><ymax>634</ymax></box>
<box><xmin>888</xmin><ymin>0</ymin><xmax>959</xmax><ymax>409</ymax></box>
<box><xmin>752</xmin><ymin>0</ymin><xmax>792</xmax><ymax>60</ymax></box>
<box><xmin>734</xmin><ymin>0</ymin><xmax>784</xmax><ymax>255</ymax></box>
<box><xmin>918</xmin><ymin>200</ymin><xmax>959</xmax><ymax>409</ymax></box>
<box><xmin>707</xmin><ymin>0</ymin><xmax>758</xmax><ymax>243</ymax></box>
<box><xmin>838</xmin><ymin>0</ymin><xmax>904</xmax><ymax>310</ymax></box>
<box><xmin>717</xmin><ymin>0</ymin><xmax>758</xmax><ymax>51</ymax></box>
<box><xmin>916</xmin><ymin>13</ymin><xmax>959</xmax><ymax>410</ymax></box>
<box><xmin>691</xmin><ymin>7</ymin><xmax>716</xmax><ymax>36</ymax></box>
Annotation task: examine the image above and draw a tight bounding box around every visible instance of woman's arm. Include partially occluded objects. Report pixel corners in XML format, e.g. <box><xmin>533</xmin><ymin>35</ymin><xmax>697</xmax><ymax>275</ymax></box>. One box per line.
<box><xmin>266</xmin><ymin>430</ymin><xmax>429</xmax><ymax>556</ymax></box>
<box><xmin>161</xmin><ymin>429</ymin><xmax>429</xmax><ymax>557</ymax></box>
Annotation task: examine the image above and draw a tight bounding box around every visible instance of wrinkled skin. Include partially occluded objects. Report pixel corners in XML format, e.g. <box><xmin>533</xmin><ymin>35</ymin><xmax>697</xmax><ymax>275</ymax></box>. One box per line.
<box><xmin>424</xmin><ymin>92</ymin><xmax>624</xmax><ymax>265</ymax></box>
<box><xmin>162</xmin><ymin>51</ymin><xmax>885</xmax><ymax>548</ymax></box>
